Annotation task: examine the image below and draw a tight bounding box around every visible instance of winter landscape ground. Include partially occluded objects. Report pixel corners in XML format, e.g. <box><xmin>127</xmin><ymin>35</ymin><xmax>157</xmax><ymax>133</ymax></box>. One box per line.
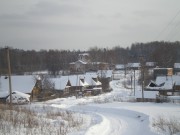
<box><xmin>0</xmin><ymin>71</ymin><xmax>180</xmax><ymax>135</ymax></box>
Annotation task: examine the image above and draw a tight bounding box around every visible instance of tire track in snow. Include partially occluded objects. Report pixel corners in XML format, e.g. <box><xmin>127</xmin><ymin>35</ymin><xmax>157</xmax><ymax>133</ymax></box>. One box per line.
<box><xmin>70</xmin><ymin>105</ymin><xmax>157</xmax><ymax>135</ymax></box>
<box><xmin>85</xmin><ymin>113</ymin><xmax>111</xmax><ymax>135</ymax></box>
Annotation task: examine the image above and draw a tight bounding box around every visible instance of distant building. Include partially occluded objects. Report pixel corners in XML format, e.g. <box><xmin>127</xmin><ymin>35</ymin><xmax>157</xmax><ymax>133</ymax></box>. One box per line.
<box><xmin>78</xmin><ymin>53</ymin><xmax>90</xmax><ymax>63</ymax></box>
<box><xmin>145</xmin><ymin>75</ymin><xmax>180</xmax><ymax>96</ymax></box>
<box><xmin>69</xmin><ymin>53</ymin><xmax>91</xmax><ymax>73</ymax></box>
<box><xmin>115</xmin><ymin>64</ymin><xmax>125</xmax><ymax>70</ymax></box>
<box><xmin>153</xmin><ymin>68</ymin><xmax>173</xmax><ymax>79</ymax></box>
<box><xmin>48</xmin><ymin>73</ymin><xmax>102</xmax><ymax>97</ymax></box>
<box><xmin>127</xmin><ymin>63</ymin><xmax>141</xmax><ymax>70</ymax></box>
<box><xmin>69</xmin><ymin>53</ymin><xmax>110</xmax><ymax>73</ymax></box>
<box><xmin>146</xmin><ymin>62</ymin><xmax>156</xmax><ymax>68</ymax></box>
<box><xmin>174</xmin><ymin>63</ymin><xmax>180</xmax><ymax>74</ymax></box>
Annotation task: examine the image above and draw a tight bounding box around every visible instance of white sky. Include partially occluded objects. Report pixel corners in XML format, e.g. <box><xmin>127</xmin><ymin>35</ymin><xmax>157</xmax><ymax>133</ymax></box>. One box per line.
<box><xmin>0</xmin><ymin>0</ymin><xmax>180</xmax><ymax>51</ymax></box>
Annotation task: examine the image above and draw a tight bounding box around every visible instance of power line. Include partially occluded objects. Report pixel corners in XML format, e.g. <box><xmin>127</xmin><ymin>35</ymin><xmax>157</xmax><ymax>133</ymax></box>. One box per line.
<box><xmin>166</xmin><ymin>21</ymin><xmax>180</xmax><ymax>40</ymax></box>
<box><xmin>155</xmin><ymin>9</ymin><xmax>180</xmax><ymax>40</ymax></box>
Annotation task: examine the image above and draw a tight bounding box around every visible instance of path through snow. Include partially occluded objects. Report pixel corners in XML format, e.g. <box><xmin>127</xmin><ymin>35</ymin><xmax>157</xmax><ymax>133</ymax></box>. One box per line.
<box><xmin>44</xmin><ymin>71</ymin><xmax>179</xmax><ymax>135</ymax></box>
<box><xmin>70</xmin><ymin>104</ymin><xmax>157</xmax><ymax>135</ymax></box>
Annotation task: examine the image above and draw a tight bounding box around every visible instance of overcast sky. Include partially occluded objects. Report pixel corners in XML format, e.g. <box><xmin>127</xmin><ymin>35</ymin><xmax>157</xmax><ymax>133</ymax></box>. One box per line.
<box><xmin>0</xmin><ymin>0</ymin><xmax>180</xmax><ymax>51</ymax></box>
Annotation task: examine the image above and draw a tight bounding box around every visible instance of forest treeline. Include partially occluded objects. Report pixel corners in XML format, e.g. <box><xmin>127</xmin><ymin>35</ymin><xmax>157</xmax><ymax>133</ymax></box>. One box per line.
<box><xmin>0</xmin><ymin>41</ymin><xmax>180</xmax><ymax>75</ymax></box>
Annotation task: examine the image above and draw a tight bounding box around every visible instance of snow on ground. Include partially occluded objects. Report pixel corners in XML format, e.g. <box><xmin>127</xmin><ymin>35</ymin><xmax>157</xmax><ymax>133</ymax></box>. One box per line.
<box><xmin>44</xmin><ymin>88</ymin><xmax>179</xmax><ymax>135</ymax></box>
<box><xmin>2</xmin><ymin>70</ymin><xmax>179</xmax><ymax>135</ymax></box>
<box><xmin>42</xmin><ymin>71</ymin><xmax>180</xmax><ymax>135</ymax></box>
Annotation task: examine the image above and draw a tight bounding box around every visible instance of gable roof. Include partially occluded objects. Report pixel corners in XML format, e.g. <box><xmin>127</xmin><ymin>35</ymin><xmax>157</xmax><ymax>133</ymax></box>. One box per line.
<box><xmin>115</xmin><ymin>64</ymin><xmax>125</xmax><ymax>70</ymax></box>
<box><xmin>70</xmin><ymin>60</ymin><xmax>88</xmax><ymax>65</ymax></box>
<box><xmin>49</xmin><ymin>73</ymin><xmax>102</xmax><ymax>91</ymax></box>
<box><xmin>146</xmin><ymin>75</ymin><xmax>180</xmax><ymax>91</ymax></box>
<box><xmin>127</xmin><ymin>63</ymin><xmax>141</xmax><ymax>68</ymax></box>
<box><xmin>0</xmin><ymin>75</ymin><xmax>36</xmax><ymax>94</ymax></box>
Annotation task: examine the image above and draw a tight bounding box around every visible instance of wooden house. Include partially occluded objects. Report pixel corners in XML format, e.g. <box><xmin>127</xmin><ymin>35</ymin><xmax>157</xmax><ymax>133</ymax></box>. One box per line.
<box><xmin>69</xmin><ymin>53</ymin><xmax>91</xmax><ymax>73</ymax></box>
<box><xmin>69</xmin><ymin>53</ymin><xmax>110</xmax><ymax>73</ymax></box>
<box><xmin>0</xmin><ymin>75</ymin><xmax>41</xmax><ymax>103</ymax></box>
<box><xmin>48</xmin><ymin>73</ymin><xmax>102</xmax><ymax>97</ymax></box>
<box><xmin>49</xmin><ymin>77</ymin><xmax>72</xmax><ymax>97</ymax></box>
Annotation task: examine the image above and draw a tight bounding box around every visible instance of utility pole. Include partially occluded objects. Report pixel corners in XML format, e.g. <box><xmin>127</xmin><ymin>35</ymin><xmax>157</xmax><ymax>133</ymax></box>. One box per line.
<box><xmin>133</xmin><ymin>69</ymin><xmax>135</xmax><ymax>96</ymax></box>
<box><xmin>140</xmin><ymin>56</ymin><xmax>145</xmax><ymax>102</ymax></box>
<box><xmin>6</xmin><ymin>47</ymin><xmax>12</xmax><ymax>107</ymax></box>
<box><xmin>141</xmin><ymin>67</ymin><xmax>144</xmax><ymax>102</ymax></box>
<box><xmin>130</xmin><ymin>70</ymin><xmax>133</xmax><ymax>95</ymax></box>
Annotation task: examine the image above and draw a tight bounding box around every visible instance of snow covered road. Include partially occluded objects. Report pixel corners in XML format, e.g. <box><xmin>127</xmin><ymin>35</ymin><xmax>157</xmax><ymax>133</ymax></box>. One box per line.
<box><xmin>45</xmin><ymin>77</ymin><xmax>180</xmax><ymax>135</ymax></box>
<box><xmin>70</xmin><ymin>104</ymin><xmax>157</xmax><ymax>135</ymax></box>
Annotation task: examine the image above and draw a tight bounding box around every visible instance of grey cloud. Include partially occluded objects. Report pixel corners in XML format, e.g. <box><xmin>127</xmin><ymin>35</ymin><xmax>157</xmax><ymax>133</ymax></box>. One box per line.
<box><xmin>0</xmin><ymin>0</ymin><xmax>180</xmax><ymax>51</ymax></box>
<box><xmin>28</xmin><ymin>1</ymin><xmax>84</xmax><ymax>17</ymax></box>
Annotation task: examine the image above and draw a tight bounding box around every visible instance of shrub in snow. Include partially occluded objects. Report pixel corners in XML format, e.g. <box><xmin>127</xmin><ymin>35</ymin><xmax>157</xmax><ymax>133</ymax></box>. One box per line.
<box><xmin>93</xmin><ymin>96</ymin><xmax>113</xmax><ymax>104</ymax></box>
<box><xmin>0</xmin><ymin>104</ymin><xmax>84</xmax><ymax>135</ymax></box>
<box><xmin>152</xmin><ymin>115</ymin><xmax>180</xmax><ymax>135</ymax></box>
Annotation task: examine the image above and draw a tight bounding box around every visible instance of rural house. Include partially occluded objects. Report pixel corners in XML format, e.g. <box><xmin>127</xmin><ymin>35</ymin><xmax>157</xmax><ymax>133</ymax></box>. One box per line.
<box><xmin>47</xmin><ymin>73</ymin><xmax>102</xmax><ymax>97</ymax></box>
<box><xmin>69</xmin><ymin>53</ymin><xmax>110</xmax><ymax>73</ymax></box>
<box><xmin>69</xmin><ymin>53</ymin><xmax>91</xmax><ymax>73</ymax></box>
<box><xmin>0</xmin><ymin>75</ymin><xmax>41</xmax><ymax>103</ymax></box>
<box><xmin>145</xmin><ymin>75</ymin><xmax>180</xmax><ymax>96</ymax></box>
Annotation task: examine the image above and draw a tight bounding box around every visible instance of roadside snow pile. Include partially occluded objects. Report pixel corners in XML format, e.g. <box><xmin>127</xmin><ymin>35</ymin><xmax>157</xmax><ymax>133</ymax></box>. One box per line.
<box><xmin>6</xmin><ymin>91</ymin><xmax>30</xmax><ymax>104</ymax></box>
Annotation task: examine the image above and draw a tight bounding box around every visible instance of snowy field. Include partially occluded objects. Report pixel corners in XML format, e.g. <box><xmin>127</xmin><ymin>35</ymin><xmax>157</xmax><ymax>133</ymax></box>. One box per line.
<box><xmin>1</xmin><ymin>71</ymin><xmax>180</xmax><ymax>135</ymax></box>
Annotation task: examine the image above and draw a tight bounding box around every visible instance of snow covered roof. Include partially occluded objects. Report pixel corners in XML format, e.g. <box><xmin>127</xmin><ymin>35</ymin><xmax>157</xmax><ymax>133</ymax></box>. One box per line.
<box><xmin>174</xmin><ymin>63</ymin><xmax>180</xmax><ymax>68</ymax></box>
<box><xmin>127</xmin><ymin>63</ymin><xmax>140</xmax><ymax>68</ymax></box>
<box><xmin>50</xmin><ymin>76</ymin><xmax>69</xmax><ymax>90</ymax></box>
<box><xmin>0</xmin><ymin>91</ymin><xmax>9</xmax><ymax>98</ymax></box>
<box><xmin>172</xmin><ymin>75</ymin><xmax>180</xmax><ymax>85</ymax></box>
<box><xmin>115</xmin><ymin>64</ymin><xmax>125</xmax><ymax>69</ymax></box>
<box><xmin>0</xmin><ymin>75</ymin><xmax>36</xmax><ymax>94</ymax></box>
<box><xmin>70</xmin><ymin>60</ymin><xmax>88</xmax><ymax>65</ymax></box>
<box><xmin>146</xmin><ymin>75</ymin><xmax>180</xmax><ymax>91</ymax></box>
<box><xmin>49</xmin><ymin>73</ymin><xmax>102</xmax><ymax>91</ymax></box>
<box><xmin>92</xmin><ymin>62</ymin><xmax>108</xmax><ymax>65</ymax></box>
<box><xmin>146</xmin><ymin>62</ymin><xmax>156</xmax><ymax>67</ymax></box>
<box><xmin>154</xmin><ymin>68</ymin><xmax>173</xmax><ymax>70</ymax></box>
<box><xmin>79</xmin><ymin>53</ymin><xmax>89</xmax><ymax>56</ymax></box>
